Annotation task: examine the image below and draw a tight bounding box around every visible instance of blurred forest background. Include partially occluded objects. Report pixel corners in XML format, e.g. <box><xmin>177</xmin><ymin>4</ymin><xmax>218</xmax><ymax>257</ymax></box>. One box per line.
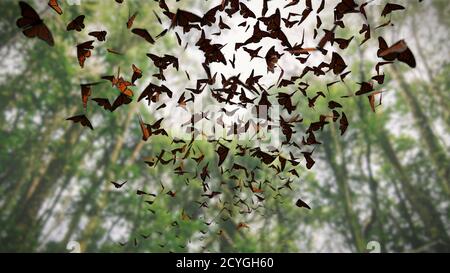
<box><xmin>0</xmin><ymin>0</ymin><xmax>449</xmax><ymax>253</ymax></box>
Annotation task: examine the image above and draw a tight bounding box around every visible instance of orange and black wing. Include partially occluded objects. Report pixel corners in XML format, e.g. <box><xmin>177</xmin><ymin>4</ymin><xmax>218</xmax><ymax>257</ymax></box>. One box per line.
<box><xmin>48</xmin><ymin>0</ymin><xmax>63</xmax><ymax>15</ymax></box>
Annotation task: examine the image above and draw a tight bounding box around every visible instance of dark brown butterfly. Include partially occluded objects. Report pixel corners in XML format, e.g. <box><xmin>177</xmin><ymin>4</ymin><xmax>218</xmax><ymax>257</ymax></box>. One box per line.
<box><xmin>131</xmin><ymin>28</ymin><xmax>155</xmax><ymax>44</ymax></box>
<box><xmin>201</xmin><ymin>4</ymin><xmax>222</xmax><ymax>26</ymax></box>
<box><xmin>110</xmin><ymin>180</ymin><xmax>127</xmax><ymax>188</ymax></box>
<box><xmin>243</xmin><ymin>46</ymin><xmax>263</xmax><ymax>60</ymax></box>
<box><xmin>301</xmin><ymin>151</ymin><xmax>315</xmax><ymax>169</ymax></box>
<box><xmin>377</xmin><ymin>37</ymin><xmax>416</xmax><ymax>68</ymax></box>
<box><xmin>88</xmin><ymin>30</ymin><xmax>107</xmax><ymax>42</ymax></box>
<box><xmin>265</xmin><ymin>46</ymin><xmax>283</xmax><ymax>73</ymax></box>
<box><xmin>67</xmin><ymin>15</ymin><xmax>85</xmax><ymax>32</ymax></box>
<box><xmin>216</xmin><ymin>143</ymin><xmax>229</xmax><ymax>166</ymax></box>
<box><xmin>136</xmin><ymin>190</ymin><xmax>156</xmax><ymax>197</ymax></box>
<box><xmin>92</xmin><ymin>94</ymin><xmax>132</xmax><ymax>112</ymax></box>
<box><xmin>48</xmin><ymin>0</ymin><xmax>62</xmax><ymax>15</ymax></box>
<box><xmin>329</xmin><ymin>52</ymin><xmax>347</xmax><ymax>75</ymax></box>
<box><xmin>334</xmin><ymin>36</ymin><xmax>353</xmax><ymax>50</ymax></box>
<box><xmin>138</xmin><ymin>83</ymin><xmax>173</xmax><ymax>105</ymax></box>
<box><xmin>339</xmin><ymin>112</ymin><xmax>349</xmax><ymax>135</ymax></box>
<box><xmin>355</xmin><ymin>81</ymin><xmax>374</xmax><ymax>96</ymax></box>
<box><xmin>239</xmin><ymin>3</ymin><xmax>256</xmax><ymax>18</ymax></box>
<box><xmin>219</xmin><ymin>16</ymin><xmax>230</xmax><ymax>30</ymax></box>
<box><xmin>328</xmin><ymin>100</ymin><xmax>342</xmax><ymax>109</ymax></box>
<box><xmin>16</xmin><ymin>1</ymin><xmax>54</xmax><ymax>46</ymax></box>
<box><xmin>295</xmin><ymin>198</ymin><xmax>311</xmax><ymax>209</ymax></box>
<box><xmin>165</xmin><ymin>9</ymin><xmax>203</xmax><ymax>32</ymax></box>
<box><xmin>146</xmin><ymin>53</ymin><xmax>179</xmax><ymax>80</ymax></box>
<box><xmin>381</xmin><ymin>3</ymin><xmax>405</xmax><ymax>17</ymax></box>
<box><xmin>66</xmin><ymin>114</ymin><xmax>93</xmax><ymax>130</ymax></box>
<box><xmin>76</xmin><ymin>40</ymin><xmax>94</xmax><ymax>68</ymax></box>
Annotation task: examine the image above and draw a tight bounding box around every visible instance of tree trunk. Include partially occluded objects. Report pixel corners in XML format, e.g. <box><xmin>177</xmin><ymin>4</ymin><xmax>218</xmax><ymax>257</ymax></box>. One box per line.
<box><xmin>322</xmin><ymin>129</ymin><xmax>366</xmax><ymax>252</ymax></box>
<box><xmin>390</xmin><ymin>65</ymin><xmax>450</xmax><ymax>195</ymax></box>
<box><xmin>377</xmin><ymin>127</ymin><xmax>450</xmax><ymax>251</ymax></box>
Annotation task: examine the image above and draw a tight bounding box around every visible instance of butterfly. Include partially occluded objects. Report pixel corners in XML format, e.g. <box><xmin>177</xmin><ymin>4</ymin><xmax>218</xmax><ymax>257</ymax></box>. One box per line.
<box><xmin>131</xmin><ymin>64</ymin><xmax>142</xmax><ymax>84</ymax></box>
<box><xmin>301</xmin><ymin>151</ymin><xmax>315</xmax><ymax>169</ymax></box>
<box><xmin>377</xmin><ymin>37</ymin><xmax>416</xmax><ymax>68</ymax></box>
<box><xmin>76</xmin><ymin>40</ymin><xmax>94</xmax><ymax>68</ymax></box>
<box><xmin>66</xmin><ymin>114</ymin><xmax>93</xmax><ymax>130</ymax></box>
<box><xmin>110</xmin><ymin>180</ymin><xmax>128</xmax><ymax>189</ymax></box>
<box><xmin>131</xmin><ymin>28</ymin><xmax>155</xmax><ymax>44</ymax></box>
<box><xmin>216</xmin><ymin>143</ymin><xmax>229</xmax><ymax>166</ymax></box>
<box><xmin>329</xmin><ymin>52</ymin><xmax>347</xmax><ymax>75</ymax></box>
<box><xmin>138</xmin><ymin>116</ymin><xmax>167</xmax><ymax>141</ymax></box>
<box><xmin>16</xmin><ymin>1</ymin><xmax>54</xmax><ymax>46</ymax></box>
<box><xmin>102</xmin><ymin>68</ymin><xmax>134</xmax><ymax>97</ymax></box>
<box><xmin>339</xmin><ymin>112</ymin><xmax>349</xmax><ymax>135</ymax></box>
<box><xmin>381</xmin><ymin>3</ymin><xmax>405</xmax><ymax>17</ymax></box>
<box><xmin>265</xmin><ymin>46</ymin><xmax>283</xmax><ymax>73</ymax></box>
<box><xmin>80</xmin><ymin>82</ymin><xmax>101</xmax><ymax>109</ymax></box>
<box><xmin>67</xmin><ymin>15</ymin><xmax>85</xmax><ymax>32</ymax></box>
<box><xmin>295</xmin><ymin>198</ymin><xmax>311</xmax><ymax>209</ymax></box>
<box><xmin>91</xmin><ymin>94</ymin><xmax>132</xmax><ymax>112</ymax></box>
<box><xmin>88</xmin><ymin>31</ymin><xmax>107</xmax><ymax>42</ymax></box>
<box><xmin>239</xmin><ymin>3</ymin><xmax>256</xmax><ymax>18</ymax></box>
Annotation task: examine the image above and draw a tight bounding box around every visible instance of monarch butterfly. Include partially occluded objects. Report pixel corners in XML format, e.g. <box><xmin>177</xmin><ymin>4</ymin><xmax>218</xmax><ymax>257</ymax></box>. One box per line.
<box><xmin>16</xmin><ymin>1</ymin><xmax>54</xmax><ymax>46</ymax></box>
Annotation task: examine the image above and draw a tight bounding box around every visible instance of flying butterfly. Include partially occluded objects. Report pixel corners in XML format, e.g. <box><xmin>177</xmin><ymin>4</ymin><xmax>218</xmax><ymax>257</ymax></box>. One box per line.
<box><xmin>295</xmin><ymin>198</ymin><xmax>311</xmax><ymax>209</ymax></box>
<box><xmin>88</xmin><ymin>30</ymin><xmax>107</xmax><ymax>42</ymax></box>
<box><xmin>131</xmin><ymin>28</ymin><xmax>155</xmax><ymax>44</ymax></box>
<box><xmin>377</xmin><ymin>37</ymin><xmax>416</xmax><ymax>68</ymax></box>
<box><xmin>67</xmin><ymin>15</ymin><xmax>85</xmax><ymax>32</ymax></box>
<box><xmin>66</xmin><ymin>114</ymin><xmax>93</xmax><ymax>130</ymax></box>
<box><xmin>131</xmin><ymin>64</ymin><xmax>142</xmax><ymax>84</ymax></box>
<box><xmin>16</xmin><ymin>1</ymin><xmax>54</xmax><ymax>46</ymax></box>
<box><xmin>76</xmin><ymin>40</ymin><xmax>94</xmax><ymax>68</ymax></box>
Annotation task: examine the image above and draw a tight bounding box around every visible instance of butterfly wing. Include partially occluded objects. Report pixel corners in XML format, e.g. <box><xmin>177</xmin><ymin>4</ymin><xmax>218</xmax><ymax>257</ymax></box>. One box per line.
<box><xmin>18</xmin><ymin>1</ymin><xmax>40</xmax><ymax>22</ymax></box>
<box><xmin>216</xmin><ymin>144</ymin><xmax>229</xmax><ymax>166</ymax></box>
<box><xmin>131</xmin><ymin>28</ymin><xmax>155</xmax><ymax>44</ymax></box>
<box><xmin>397</xmin><ymin>48</ymin><xmax>416</xmax><ymax>68</ymax></box>
<box><xmin>36</xmin><ymin>24</ymin><xmax>55</xmax><ymax>46</ymax></box>
<box><xmin>48</xmin><ymin>0</ymin><xmax>63</xmax><ymax>15</ymax></box>
<box><xmin>339</xmin><ymin>112</ymin><xmax>349</xmax><ymax>135</ymax></box>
